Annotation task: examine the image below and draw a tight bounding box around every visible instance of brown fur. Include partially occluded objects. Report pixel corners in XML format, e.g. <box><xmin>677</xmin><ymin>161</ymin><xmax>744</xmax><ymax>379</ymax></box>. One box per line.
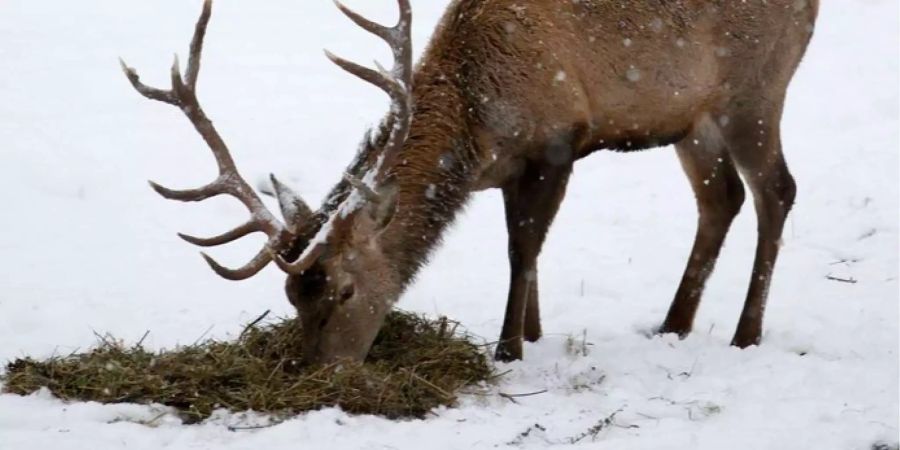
<box><xmin>137</xmin><ymin>0</ymin><xmax>818</xmax><ymax>364</ymax></box>
<box><xmin>285</xmin><ymin>0</ymin><xmax>819</xmax><ymax>362</ymax></box>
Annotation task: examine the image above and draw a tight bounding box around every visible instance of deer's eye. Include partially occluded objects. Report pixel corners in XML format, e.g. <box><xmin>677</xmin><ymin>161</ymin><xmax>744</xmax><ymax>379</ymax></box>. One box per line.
<box><xmin>338</xmin><ymin>284</ymin><xmax>355</xmax><ymax>304</ymax></box>
<box><xmin>297</xmin><ymin>267</ymin><xmax>327</xmax><ymax>299</ymax></box>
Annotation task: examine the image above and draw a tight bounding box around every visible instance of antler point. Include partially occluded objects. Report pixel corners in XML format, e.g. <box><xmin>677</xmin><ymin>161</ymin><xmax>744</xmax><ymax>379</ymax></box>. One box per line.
<box><xmin>178</xmin><ymin>232</ymin><xmax>200</xmax><ymax>245</ymax></box>
<box><xmin>198</xmin><ymin>252</ymin><xmax>226</xmax><ymax>272</ymax></box>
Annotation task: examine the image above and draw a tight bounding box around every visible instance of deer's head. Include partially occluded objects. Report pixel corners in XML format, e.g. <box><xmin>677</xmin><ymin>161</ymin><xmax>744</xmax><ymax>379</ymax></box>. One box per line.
<box><xmin>280</xmin><ymin>184</ymin><xmax>403</xmax><ymax>363</ymax></box>
<box><xmin>120</xmin><ymin>0</ymin><xmax>414</xmax><ymax>364</ymax></box>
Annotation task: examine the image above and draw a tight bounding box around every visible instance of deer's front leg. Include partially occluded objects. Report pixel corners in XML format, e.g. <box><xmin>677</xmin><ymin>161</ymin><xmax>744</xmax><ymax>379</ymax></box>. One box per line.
<box><xmin>660</xmin><ymin>119</ymin><xmax>745</xmax><ymax>337</ymax></box>
<box><xmin>495</xmin><ymin>160</ymin><xmax>572</xmax><ymax>362</ymax></box>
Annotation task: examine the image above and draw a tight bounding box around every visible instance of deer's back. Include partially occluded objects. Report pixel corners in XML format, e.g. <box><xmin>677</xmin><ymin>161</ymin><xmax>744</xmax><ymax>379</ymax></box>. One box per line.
<box><xmin>420</xmin><ymin>0</ymin><xmax>818</xmax><ymax>167</ymax></box>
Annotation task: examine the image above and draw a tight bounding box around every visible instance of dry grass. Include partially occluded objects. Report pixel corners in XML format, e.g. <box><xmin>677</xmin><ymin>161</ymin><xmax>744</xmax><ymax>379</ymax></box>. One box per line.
<box><xmin>2</xmin><ymin>311</ymin><xmax>493</xmax><ymax>423</ymax></box>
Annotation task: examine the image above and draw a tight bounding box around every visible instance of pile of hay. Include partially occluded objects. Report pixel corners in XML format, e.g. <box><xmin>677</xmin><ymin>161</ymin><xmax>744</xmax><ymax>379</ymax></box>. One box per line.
<box><xmin>2</xmin><ymin>311</ymin><xmax>493</xmax><ymax>423</ymax></box>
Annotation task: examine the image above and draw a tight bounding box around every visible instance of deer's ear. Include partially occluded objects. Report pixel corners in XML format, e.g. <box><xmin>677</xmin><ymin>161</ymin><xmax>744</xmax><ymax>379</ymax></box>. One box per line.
<box><xmin>371</xmin><ymin>184</ymin><xmax>398</xmax><ymax>231</ymax></box>
<box><xmin>355</xmin><ymin>184</ymin><xmax>397</xmax><ymax>235</ymax></box>
<box><xmin>270</xmin><ymin>175</ymin><xmax>314</xmax><ymax>228</ymax></box>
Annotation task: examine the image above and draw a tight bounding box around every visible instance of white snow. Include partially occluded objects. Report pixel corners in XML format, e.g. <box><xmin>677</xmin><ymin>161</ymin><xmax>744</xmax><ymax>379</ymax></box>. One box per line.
<box><xmin>0</xmin><ymin>1</ymin><xmax>897</xmax><ymax>449</ymax></box>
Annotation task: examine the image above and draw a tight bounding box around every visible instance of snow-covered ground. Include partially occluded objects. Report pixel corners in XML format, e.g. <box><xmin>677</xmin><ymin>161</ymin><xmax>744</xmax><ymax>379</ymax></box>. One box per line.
<box><xmin>1</xmin><ymin>1</ymin><xmax>897</xmax><ymax>449</ymax></box>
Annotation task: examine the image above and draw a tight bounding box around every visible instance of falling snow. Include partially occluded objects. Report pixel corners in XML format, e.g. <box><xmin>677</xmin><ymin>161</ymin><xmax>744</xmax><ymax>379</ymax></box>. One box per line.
<box><xmin>0</xmin><ymin>1</ymin><xmax>896</xmax><ymax>450</ymax></box>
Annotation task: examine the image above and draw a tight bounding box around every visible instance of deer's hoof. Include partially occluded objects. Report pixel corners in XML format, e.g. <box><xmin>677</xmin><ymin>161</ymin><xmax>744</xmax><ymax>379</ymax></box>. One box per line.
<box><xmin>657</xmin><ymin>322</ymin><xmax>691</xmax><ymax>339</ymax></box>
<box><xmin>730</xmin><ymin>333</ymin><xmax>761</xmax><ymax>349</ymax></box>
<box><xmin>494</xmin><ymin>340</ymin><xmax>523</xmax><ymax>362</ymax></box>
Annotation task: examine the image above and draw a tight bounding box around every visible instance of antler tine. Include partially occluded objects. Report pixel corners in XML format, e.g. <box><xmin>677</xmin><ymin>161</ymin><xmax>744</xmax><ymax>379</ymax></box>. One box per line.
<box><xmin>333</xmin><ymin>0</ymin><xmax>394</xmax><ymax>42</ymax></box>
<box><xmin>121</xmin><ymin>0</ymin><xmax>305</xmax><ymax>281</ymax></box>
<box><xmin>201</xmin><ymin>247</ymin><xmax>272</xmax><ymax>281</ymax></box>
<box><xmin>148</xmin><ymin>179</ymin><xmax>221</xmax><ymax>202</ymax></box>
<box><xmin>393</xmin><ymin>0</ymin><xmax>413</xmax><ymax>84</ymax></box>
<box><xmin>273</xmin><ymin>241</ymin><xmax>328</xmax><ymax>275</ymax></box>
<box><xmin>324</xmin><ymin>51</ymin><xmax>406</xmax><ymax>103</ymax></box>
<box><xmin>185</xmin><ymin>0</ymin><xmax>212</xmax><ymax>89</ymax></box>
<box><xmin>178</xmin><ymin>221</ymin><xmax>260</xmax><ymax>247</ymax></box>
<box><xmin>120</xmin><ymin>59</ymin><xmax>176</xmax><ymax>105</ymax></box>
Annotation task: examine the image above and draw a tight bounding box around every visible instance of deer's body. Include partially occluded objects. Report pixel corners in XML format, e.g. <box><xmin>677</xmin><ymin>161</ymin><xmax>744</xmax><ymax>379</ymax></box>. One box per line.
<box><xmin>125</xmin><ymin>0</ymin><xmax>819</xmax><ymax>363</ymax></box>
<box><xmin>340</xmin><ymin>0</ymin><xmax>819</xmax><ymax>359</ymax></box>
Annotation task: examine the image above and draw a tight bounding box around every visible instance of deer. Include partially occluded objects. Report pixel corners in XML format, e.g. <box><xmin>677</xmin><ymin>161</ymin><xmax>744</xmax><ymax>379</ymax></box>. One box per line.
<box><xmin>120</xmin><ymin>0</ymin><xmax>819</xmax><ymax>363</ymax></box>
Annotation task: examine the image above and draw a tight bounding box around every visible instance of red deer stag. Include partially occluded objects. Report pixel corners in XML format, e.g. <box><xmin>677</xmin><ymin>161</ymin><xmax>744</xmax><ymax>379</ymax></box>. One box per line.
<box><xmin>121</xmin><ymin>0</ymin><xmax>818</xmax><ymax>363</ymax></box>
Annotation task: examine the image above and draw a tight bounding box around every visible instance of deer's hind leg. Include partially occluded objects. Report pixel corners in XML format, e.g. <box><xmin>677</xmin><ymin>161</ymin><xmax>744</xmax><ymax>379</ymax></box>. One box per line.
<box><xmin>495</xmin><ymin>159</ymin><xmax>573</xmax><ymax>362</ymax></box>
<box><xmin>660</xmin><ymin>115</ymin><xmax>746</xmax><ymax>337</ymax></box>
<box><xmin>724</xmin><ymin>109</ymin><xmax>796</xmax><ymax>348</ymax></box>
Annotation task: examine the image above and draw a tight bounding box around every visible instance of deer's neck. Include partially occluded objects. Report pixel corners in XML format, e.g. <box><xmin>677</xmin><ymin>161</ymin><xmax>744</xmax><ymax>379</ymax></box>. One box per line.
<box><xmin>379</xmin><ymin>80</ymin><xmax>477</xmax><ymax>286</ymax></box>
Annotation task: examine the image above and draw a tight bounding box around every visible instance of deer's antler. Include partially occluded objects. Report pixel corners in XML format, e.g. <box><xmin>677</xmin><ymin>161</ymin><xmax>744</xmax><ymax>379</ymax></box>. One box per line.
<box><xmin>120</xmin><ymin>0</ymin><xmax>309</xmax><ymax>280</ymax></box>
<box><xmin>274</xmin><ymin>0</ymin><xmax>414</xmax><ymax>275</ymax></box>
<box><xmin>327</xmin><ymin>0</ymin><xmax>414</xmax><ymax>169</ymax></box>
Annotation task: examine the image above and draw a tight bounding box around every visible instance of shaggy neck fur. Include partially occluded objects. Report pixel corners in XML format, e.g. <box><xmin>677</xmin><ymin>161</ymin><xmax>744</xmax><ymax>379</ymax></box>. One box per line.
<box><xmin>307</xmin><ymin>6</ymin><xmax>483</xmax><ymax>290</ymax></box>
<box><xmin>379</xmin><ymin>72</ymin><xmax>478</xmax><ymax>288</ymax></box>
